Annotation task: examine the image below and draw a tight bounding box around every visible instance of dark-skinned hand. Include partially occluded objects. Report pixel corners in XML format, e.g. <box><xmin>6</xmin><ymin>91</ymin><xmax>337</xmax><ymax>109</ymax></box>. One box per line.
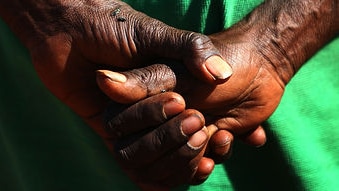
<box><xmin>0</xmin><ymin>0</ymin><xmax>232</xmax><ymax>190</ymax></box>
<box><xmin>96</xmin><ymin>27</ymin><xmax>278</xmax><ymax>189</ymax></box>
<box><xmin>104</xmin><ymin>92</ymin><xmax>218</xmax><ymax>190</ymax></box>
<box><xmin>97</xmin><ymin>0</ymin><xmax>339</xmax><ymax>188</ymax></box>
<box><xmin>0</xmin><ymin>0</ymin><xmax>231</xmax><ymax>137</ymax></box>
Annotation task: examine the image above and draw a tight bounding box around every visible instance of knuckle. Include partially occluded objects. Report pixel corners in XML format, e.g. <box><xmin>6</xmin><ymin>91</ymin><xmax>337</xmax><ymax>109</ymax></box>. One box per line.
<box><xmin>115</xmin><ymin>145</ymin><xmax>136</xmax><ymax>166</ymax></box>
<box><xmin>145</xmin><ymin>64</ymin><xmax>176</xmax><ymax>95</ymax></box>
<box><xmin>189</xmin><ymin>33</ymin><xmax>212</xmax><ymax>50</ymax></box>
<box><xmin>187</xmin><ymin>32</ymin><xmax>220</xmax><ymax>61</ymax></box>
<box><xmin>133</xmin><ymin>100</ymin><xmax>165</xmax><ymax>125</ymax></box>
<box><xmin>125</xmin><ymin>64</ymin><xmax>176</xmax><ymax>96</ymax></box>
<box><xmin>103</xmin><ymin>102</ymin><xmax>130</xmax><ymax>137</ymax></box>
<box><xmin>105</xmin><ymin>115</ymin><xmax>124</xmax><ymax>138</ymax></box>
<box><xmin>117</xmin><ymin>148</ymin><xmax>132</xmax><ymax>161</ymax></box>
<box><xmin>151</xmin><ymin>128</ymin><xmax>168</xmax><ymax>151</ymax></box>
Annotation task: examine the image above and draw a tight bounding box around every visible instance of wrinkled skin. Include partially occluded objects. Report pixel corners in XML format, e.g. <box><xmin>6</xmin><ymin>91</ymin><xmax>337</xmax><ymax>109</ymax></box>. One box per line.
<box><xmin>104</xmin><ymin>92</ymin><xmax>218</xmax><ymax>189</ymax></box>
<box><xmin>101</xmin><ymin>30</ymin><xmax>285</xmax><ymax>135</ymax></box>
<box><xmin>98</xmin><ymin>0</ymin><xmax>339</xmax><ymax>188</ymax></box>
<box><xmin>0</xmin><ymin>0</ymin><xmax>232</xmax><ymax>190</ymax></box>
<box><xmin>0</xmin><ymin>0</ymin><xmax>230</xmax><ymax>136</ymax></box>
<box><xmin>98</xmin><ymin>26</ymin><xmax>282</xmax><ymax>189</ymax></box>
<box><xmin>2</xmin><ymin>0</ymin><xmax>338</xmax><ymax>190</ymax></box>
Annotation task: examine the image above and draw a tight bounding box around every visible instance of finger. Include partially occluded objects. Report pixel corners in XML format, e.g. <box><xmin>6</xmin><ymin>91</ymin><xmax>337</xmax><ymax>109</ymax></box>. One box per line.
<box><xmin>137</xmin><ymin>127</ymin><xmax>209</xmax><ymax>187</ymax></box>
<box><xmin>96</xmin><ymin>63</ymin><xmax>215</xmax><ymax>105</ymax></box>
<box><xmin>208</xmin><ymin>129</ymin><xmax>234</xmax><ymax>163</ymax></box>
<box><xmin>104</xmin><ymin>92</ymin><xmax>185</xmax><ymax>138</ymax></box>
<box><xmin>133</xmin><ymin>14</ymin><xmax>233</xmax><ymax>82</ymax></box>
<box><xmin>87</xmin><ymin>2</ymin><xmax>232</xmax><ymax>83</ymax></box>
<box><xmin>239</xmin><ymin>125</ymin><xmax>267</xmax><ymax>147</ymax></box>
<box><xmin>96</xmin><ymin>64</ymin><xmax>176</xmax><ymax>104</ymax></box>
<box><xmin>189</xmin><ymin>124</ymin><xmax>218</xmax><ymax>184</ymax></box>
<box><xmin>114</xmin><ymin>109</ymin><xmax>205</xmax><ymax>168</ymax></box>
<box><xmin>190</xmin><ymin>157</ymin><xmax>215</xmax><ymax>185</ymax></box>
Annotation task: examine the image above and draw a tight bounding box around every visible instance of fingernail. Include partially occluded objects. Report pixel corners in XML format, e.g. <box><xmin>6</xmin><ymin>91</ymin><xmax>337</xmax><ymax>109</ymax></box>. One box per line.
<box><xmin>181</xmin><ymin>114</ymin><xmax>204</xmax><ymax>136</ymax></box>
<box><xmin>97</xmin><ymin>70</ymin><xmax>127</xmax><ymax>83</ymax></box>
<box><xmin>205</xmin><ymin>56</ymin><xmax>232</xmax><ymax>80</ymax></box>
<box><xmin>214</xmin><ymin>140</ymin><xmax>232</xmax><ymax>157</ymax></box>
<box><xmin>214</xmin><ymin>136</ymin><xmax>231</xmax><ymax>148</ymax></box>
<box><xmin>206</xmin><ymin>124</ymin><xmax>218</xmax><ymax>138</ymax></box>
<box><xmin>187</xmin><ymin>127</ymin><xmax>208</xmax><ymax>150</ymax></box>
<box><xmin>163</xmin><ymin>98</ymin><xmax>185</xmax><ymax>119</ymax></box>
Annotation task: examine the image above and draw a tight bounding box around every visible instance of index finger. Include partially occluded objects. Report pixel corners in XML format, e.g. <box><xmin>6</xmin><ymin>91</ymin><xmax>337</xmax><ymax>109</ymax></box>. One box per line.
<box><xmin>104</xmin><ymin>92</ymin><xmax>185</xmax><ymax>138</ymax></box>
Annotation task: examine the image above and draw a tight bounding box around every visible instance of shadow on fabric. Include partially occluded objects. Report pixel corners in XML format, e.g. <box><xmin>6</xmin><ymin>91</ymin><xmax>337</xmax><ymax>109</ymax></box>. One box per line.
<box><xmin>222</xmin><ymin>122</ymin><xmax>303</xmax><ymax>190</ymax></box>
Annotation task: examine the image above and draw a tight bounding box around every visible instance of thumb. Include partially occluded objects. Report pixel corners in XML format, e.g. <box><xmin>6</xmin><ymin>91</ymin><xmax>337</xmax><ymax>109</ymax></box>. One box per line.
<box><xmin>96</xmin><ymin>64</ymin><xmax>176</xmax><ymax>104</ymax></box>
<box><xmin>239</xmin><ymin>125</ymin><xmax>267</xmax><ymax>147</ymax></box>
<box><xmin>130</xmin><ymin>7</ymin><xmax>233</xmax><ymax>83</ymax></box>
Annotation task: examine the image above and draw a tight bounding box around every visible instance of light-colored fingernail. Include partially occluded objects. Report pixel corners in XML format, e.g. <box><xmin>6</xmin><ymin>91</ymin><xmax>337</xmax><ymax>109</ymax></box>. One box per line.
<box><xmin>187</xmin><ymin>127</ymin><xmax>208</xmax><ymax>150</ymax></box>
<box><xmin>162</xmin><ymin>98</ymin><xmax>185</xmax><ymax>119</ymax></box>
<box><xmin>181</xmin><ymin>114</ymin><xmax>204</xmax><ymax>136</ymax></box>
<box><xmin>206</xmin><ymin>124</ymin><xmax>218</xmax><ymax>138</ymax></box>
<box><xmin>205</xmin><ymin>56</ymin><xmax>232</xmax><ymax>80</ymax></box>
<box><xmin>215</xmin><ymin>135</ymin><xmax>231</xmax><ymax>148</ymax></box>
<box><xmin>97</xmin><ymin>70</ymin><xmax>127</xmax><ymax>83</ymax></box>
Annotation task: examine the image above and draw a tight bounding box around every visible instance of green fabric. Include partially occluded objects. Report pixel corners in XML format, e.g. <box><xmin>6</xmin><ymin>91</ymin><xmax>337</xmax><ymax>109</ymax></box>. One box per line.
<box><xmin>268</xmin><ymin>40</ymin><xmax>339</xmax><ymax>191</ymax></box>
<box><xmin>1</xmin><ymin>0</ymin><xmax>339</xmax><ymax>190</ymax></box>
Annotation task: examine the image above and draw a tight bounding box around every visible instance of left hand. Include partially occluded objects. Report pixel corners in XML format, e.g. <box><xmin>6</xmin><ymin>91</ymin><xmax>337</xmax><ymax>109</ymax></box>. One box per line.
<box><xmin>104</xmin><ymin>92</ymin><xmax>218</xmax><ymax>189</ymax></box>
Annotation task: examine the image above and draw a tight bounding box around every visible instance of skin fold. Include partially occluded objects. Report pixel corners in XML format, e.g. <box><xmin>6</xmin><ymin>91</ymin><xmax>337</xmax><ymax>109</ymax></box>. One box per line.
<box><xmin>0</xmin><ymin>0</ymin><xmax>232</xmax><ymax>135</ymax></box>
<box><xmin>0</xmin><ymin>0</ymin><xmax>233</xmax><ymax>190</ymax></box>
<box><xmin>1</xmin><ymin>0</ymin><xmax>338</xmax><ymax>189</ymax></box>
<box><xmin>97</xmin><ymin>0</ymin><xmax>339</xmax><ymax>189</ymax></box>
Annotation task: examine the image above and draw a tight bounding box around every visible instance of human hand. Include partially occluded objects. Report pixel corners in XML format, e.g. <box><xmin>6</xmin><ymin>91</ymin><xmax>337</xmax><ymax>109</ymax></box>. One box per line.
<box><xmin>97</xmin><ymin>0</ymin><xmax>339</xmax><ymax>162</ymax></box>
<box><xmin>95</xmin><ymin>28</ymin><xmax>284</xmax><ymax>161</ymax></box>
<box><xmin>104</xmin><ymin>92</ymin><xmax>219</xmax><ymax>190</ymax></box>
<box><xmin>0</xmin><ymin>0</ymin><xmax>232</xmax><ymax>137</ymax></box>
<box><xmin>94</xmin><ymin>33</ymin><xmax>278</xmax><ymax>186</ymax></box>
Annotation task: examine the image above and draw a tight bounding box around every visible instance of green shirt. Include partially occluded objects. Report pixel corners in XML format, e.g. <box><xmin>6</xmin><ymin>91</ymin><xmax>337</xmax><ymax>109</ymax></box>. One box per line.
<box><xmin>1</xmin><ymin>0</ymin><xmax>338</xmax><ymax>190</ymax></box>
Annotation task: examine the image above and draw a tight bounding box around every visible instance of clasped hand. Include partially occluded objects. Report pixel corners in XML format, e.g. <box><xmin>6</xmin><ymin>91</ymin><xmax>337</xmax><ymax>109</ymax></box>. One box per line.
<box><xmin>5</xmin><ymin>0</ymin><xmax>285</xmax><ymax>189</ymax></box>
<box><xmin>98</xmin><ymin>20</ymin><xmax>286</xmax><ymax>189</ymax></box>
<box><xmin>12</xmin><ymin>0</ymin><xmax>232</xmax><ymax>189</ymax></box>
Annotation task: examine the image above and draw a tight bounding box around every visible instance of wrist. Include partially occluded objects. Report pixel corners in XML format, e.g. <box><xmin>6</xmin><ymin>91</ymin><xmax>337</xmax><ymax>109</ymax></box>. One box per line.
<box><xmin>235</xmin><ymin>0</ymin><xmax>339</xmax><ymax>85</ymax></box>
<box><xmin>250</xmin><ymin>24</ymin><xmax>296</xmax><ymax>85</ymax></box>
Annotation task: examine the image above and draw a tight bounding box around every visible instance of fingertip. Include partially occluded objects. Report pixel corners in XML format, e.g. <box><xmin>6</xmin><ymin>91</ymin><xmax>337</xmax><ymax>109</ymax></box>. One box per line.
<box><xmin>206</xmin><ymin>124</ymin><xmax>218</xmax><ymax>138</ymax></box>
<box><xmin>191</xmin><ymin>157</ymin><xmax>214</xmax><ymax>185</ymax></box>
<box><xmin>96</xmin><ymin>70</ymin><xmax>127</xmax><ymax>83</ymax></box>
<box><xmin>162</xmin><ymin>95</ymin><xmax>186</xmax><ymax>118</ymax></box>
<box><xmin>96</xmin><ymin>69</ymin><xmax>147</xmax><ymax>104</ymax></box>
<box><xmin>204</xmin><ymin>55</ymin><xmax>232</xmax><ymax>81</ymax></box>
<box><xmin>198</xmin><ymin>157</ymin><xmax>215</xmax><ymax>175</ymax></box>
<box><xmin>167</xmin><ymin>92</ymin><xmax>185</xmax><ymax>107</ymax></box>
<box><xmin>187</xmin><ymin>128</ymin><xmax>208</xmax><ymax>150</ymax></box>
<box><xmin>241</xmin><ymin>126</ymin><xmax>267</xmax><ymax>147</ymax></box>
<box><xmin>209</xmin><ymin>129</ymin><xmax>233</xmax><ymax>162</ymax></box>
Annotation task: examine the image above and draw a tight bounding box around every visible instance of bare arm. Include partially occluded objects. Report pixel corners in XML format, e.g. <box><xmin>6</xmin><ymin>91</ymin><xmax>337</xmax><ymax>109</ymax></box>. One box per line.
<box><xmin>231</xmin><ymin>0</ymin><xmax>339</xmax><ymax>84</ymax></box>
